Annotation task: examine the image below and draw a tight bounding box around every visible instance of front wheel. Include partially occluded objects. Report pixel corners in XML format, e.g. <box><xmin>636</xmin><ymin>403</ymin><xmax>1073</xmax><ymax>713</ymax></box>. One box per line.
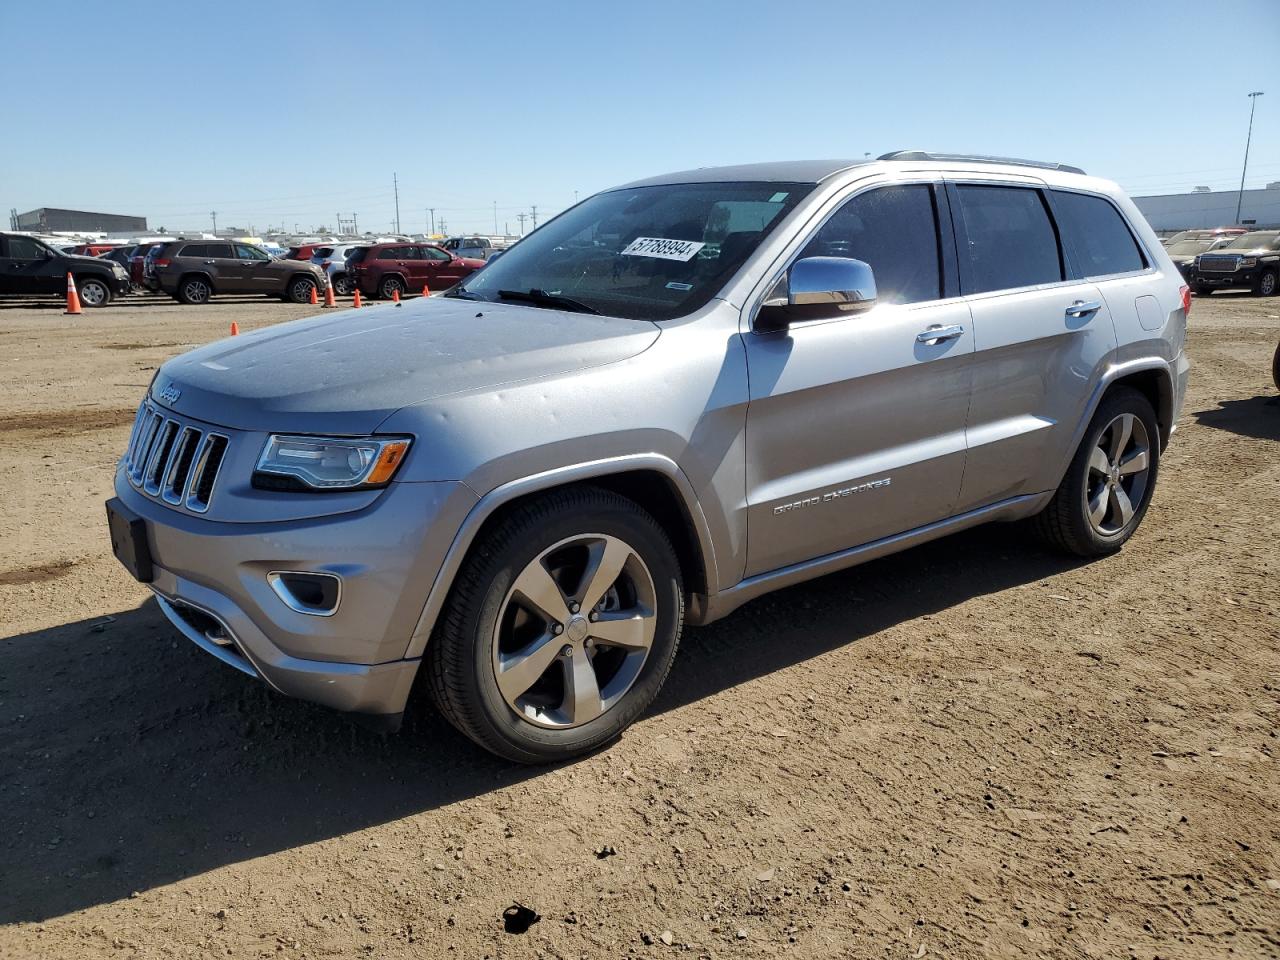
<box><xmin>1031</xmin><ymin>386</ymin><xmax>1160</xmax><ymax>557</ymax></box>
<box><xmin>426</xmin><ymin>486</ymin><xmax>684</xmax><ymax>763</ymax></box>
<box><xmin>77</xmin><ymin>277</ymin><xmax>111</xmax><ymax>307</ymax></box>
<box><xmin>1255</xmin><ymin>268</ymin><xmax>1277</xmax><ymax>297</ymax></box>
<box><xmin>287</xmin><ymin>276</ymin><xmax>317</xmax><ymax>304</ymax></box>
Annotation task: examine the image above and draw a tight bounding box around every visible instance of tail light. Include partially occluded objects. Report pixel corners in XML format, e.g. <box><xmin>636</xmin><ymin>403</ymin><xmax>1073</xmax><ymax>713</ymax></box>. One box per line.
<box><xmin>1179</xmin><ymin>284</ymin><xmax>1191</xmax><ymax>315</ymax></box>
<box><xmin>154</xmin><ymin>258</ymin><xmax>171</xmax><ymax>268</ymax></box>
<box><xmin>320</xmin><ymin>260</ymin><xmax>331</xmax><ymax>268</ymax></box>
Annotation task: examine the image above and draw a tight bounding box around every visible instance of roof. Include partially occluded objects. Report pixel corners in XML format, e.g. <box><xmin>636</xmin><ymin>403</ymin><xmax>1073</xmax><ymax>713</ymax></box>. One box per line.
<box><xmin>618</xmin><ymin>159</ymin><xmax>870</xmax><ymax>188</ymax></box>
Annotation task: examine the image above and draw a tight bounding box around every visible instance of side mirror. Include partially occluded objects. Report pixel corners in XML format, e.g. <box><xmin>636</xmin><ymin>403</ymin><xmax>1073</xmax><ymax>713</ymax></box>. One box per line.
<box><xmin>756</xmin><ymin>256</ymin><xmax>877</xmax><ymax>332</ymax></box>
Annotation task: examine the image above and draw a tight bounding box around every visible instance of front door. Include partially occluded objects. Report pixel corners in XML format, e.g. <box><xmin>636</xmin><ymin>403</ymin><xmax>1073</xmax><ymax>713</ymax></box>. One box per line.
<box><xmin>742</xmin><ymin>183</ymin><xmax>974</xmax><ymax>576</ymax></box>
<box><xmin>0</xmin><ymin>235</ymin><xmax>62</xmax><ymax>295</ymax></box>
<box><xmin>422</xmin><ymin>245</ymin><xmax>470</xmax><ymax>290</ymax></box>
<box><xmin>234</xmin><ymin>243</ymin><xmax>276</xmax><ymax>294</ymax></box>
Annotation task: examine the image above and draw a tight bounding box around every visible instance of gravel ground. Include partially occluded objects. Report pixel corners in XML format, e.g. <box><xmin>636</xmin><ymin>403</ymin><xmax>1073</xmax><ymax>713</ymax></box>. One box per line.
<box><xmin>0</xmin><ymin>290</ymin><xmax>1277</xmax><ymax>959</ymax></box>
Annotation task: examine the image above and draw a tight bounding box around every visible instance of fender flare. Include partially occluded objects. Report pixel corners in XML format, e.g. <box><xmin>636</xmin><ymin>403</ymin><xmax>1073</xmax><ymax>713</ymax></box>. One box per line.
<box><xmin>401</xmin><ymin>453</ymin><xmax>720</xmax><ymax>660</ymax></box>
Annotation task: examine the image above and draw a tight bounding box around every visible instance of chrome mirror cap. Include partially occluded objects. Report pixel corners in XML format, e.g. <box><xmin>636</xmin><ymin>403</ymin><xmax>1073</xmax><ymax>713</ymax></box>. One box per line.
<box><xmin>788</xmin><ymin>256</ymin><xmax>877</xmax><ymax>312</ymax></box>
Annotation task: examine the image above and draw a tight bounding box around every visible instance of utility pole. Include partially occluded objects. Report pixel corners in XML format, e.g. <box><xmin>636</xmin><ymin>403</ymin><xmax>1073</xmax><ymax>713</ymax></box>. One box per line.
<box><xmin>530</xmin><ymin>204</ymin><xmax>538</xmax><ymax>229</ymax></box>
<box><xmin>516</xmin><ymin>212</ymin><xmax>527</xmax><ymax>235</ymax></box>
<box><xmin>493</xmin><ymin>200</ymin><xmax>498</xmax><ymax>234</ymax></box>
<box><xmin>210</xmin><ymin>210</ymin><xmax>217</xmax><ymax>235</ymax></box>
<box><xmin>427</xmin><ymin>207</ymin><xmax>435</xmax><ymax>235</ymax></box>
<box><xmin>438</xmin><ymin>218</ymin><xmax>447</xmax><ymax>236</ymax></box>
<box><xmin>393</xmin><ymin>172</ymin><xmax>401</xmax><ymax>234</ymax></box>
<box><xmin>1236</xmin><ymin>91</ymin><xmax>1265</xmax><ymax>224</ymax></box>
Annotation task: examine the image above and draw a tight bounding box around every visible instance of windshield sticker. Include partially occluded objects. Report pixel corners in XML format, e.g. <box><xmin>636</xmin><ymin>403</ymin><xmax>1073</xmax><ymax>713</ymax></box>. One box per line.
<box><xmin>665</xmin><ymin>281</ymin><xmax>693</xmax><ymax>291</ymax></box>
<box><xmin>769</xmin><ymin>192</ymin><xmax>790</xmax><ymax>203</ymax></box>
<box><xmin>621</xmin><ymin>237</ymin><xmax>706</xmax><ymax>261</ymax></box>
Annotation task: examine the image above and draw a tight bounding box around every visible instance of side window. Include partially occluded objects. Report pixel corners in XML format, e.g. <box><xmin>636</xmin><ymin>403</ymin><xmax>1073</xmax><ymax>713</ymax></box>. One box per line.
<box><xmin>1051</xmin><ymin>191</ymin><xmax>1146</xmax><ymax>278</ymax></box>
<box><xmin>7</xmin><ymin>236</ymin><xmax>48</xmax><ymax>259</ymax></box>
<box><xmin>799</xmin><ymin>184</ymin><xmax>942</xmax><ymax>305</ymax></box>
<box><xmin>235</xmin><ymin>243</ymin><xmax>269</xmax><ymax>261</ymax></box>
<box><xmin>954</xmin><ymin>185</ymin><xmax>1063</xmax><ymax>294</ymax></box>
<box><xmin>206</xmin><ymin>243</ymin><xmax>235</xmax><ymax>258</ymax></box>
<box><xmin>424</xmin><ymin>246</ymin><xmax>451</xmax><ymax>261</ymax></box>
<box><xmin>378</xmin><ymin>246</ymin><xmax>403</xmax><ymax>260</ymax></box>
<box><xmin>179</xmin><ymin>243</ymin><xmax>209</xmax><ymax>258</ymax></box>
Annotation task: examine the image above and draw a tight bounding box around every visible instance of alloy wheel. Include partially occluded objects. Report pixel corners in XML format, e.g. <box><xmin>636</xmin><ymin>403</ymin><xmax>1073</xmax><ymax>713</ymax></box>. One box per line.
<box><xmin>184</xmin><ymin>280</ymin><xmax>210</xmax><ymax>303</ymax></box>
<box><xmin>79</xmin><ymin>281</ymin><xmax>107</xmax><ymax>306</ymax></box>
<box><xmin>492</xmin><ymin>533</ymin><xmax>657</xmax><ymax>729</ymax></box>
<box><xmin>1260</xmin><ymin>271</ymin><xmax>1277</xmax><ymax>297</ymax></box>
<box><xmin>1085</xmin><ymin>413</ymin><xmax>1151</xmax><ymax>535</ymax></box>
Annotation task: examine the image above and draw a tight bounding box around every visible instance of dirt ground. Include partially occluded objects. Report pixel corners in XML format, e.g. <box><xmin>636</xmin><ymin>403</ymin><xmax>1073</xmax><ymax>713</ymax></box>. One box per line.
<box><xmin>0</xmin><ymin>289</ymin><xmax>1277</xmax><ymax>960</ymax></box>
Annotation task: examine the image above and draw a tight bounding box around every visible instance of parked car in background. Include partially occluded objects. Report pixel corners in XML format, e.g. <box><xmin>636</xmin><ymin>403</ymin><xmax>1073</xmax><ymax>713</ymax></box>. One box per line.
<box><xmin>1161</xmin><ymin>227</ymin><xmax>1247</xmax><ymax>246</ymax></box>
<box><xmin>0</xmin><ymin>231</ymin><xmax>130</xmax><ymax>306</ymax></box>
<box><xmin>107</xmin><ymin>152</ymin><xmax>1190</xmax><ymax>762</ymax></box>
<box><xmin>151</xmin><ymin>239</ymin><xmax>327</xmax><ymax>304</ymax></box>
<box><xmin>348</xmin><ymin>242</ymin><xmax>484</xmax><ymax>298</ymax></box>
<box><xmin>100</xmin><ymin>246</ymin><xmax>135</xmax><ymax>273</ymax></box>
<box><xmin>129</xmin><ymin>242</ymin><xmax>166</xmax><ymax>287</ymax></box>
<box><xmin>310</xmin><ymin>243</ymin><xmax>368</xmax><ymax>295</ymax></box>
<box><xmin>1188</xmin><ymin>230</ymin><xmax>1280</xmax><ymax>296</ymax></box>
<box><xmin>441</xmin><ymin>235</ymin><xmax>517</xmax><ymax>260</ymax></box>
<box><xmin>74</xmin><ymin>243</ymin><xmax>119</xmax><ymax>257</ymax></box>
<box><xmin>284</xmin><ymin>244</ymin><xmax>324</xmax><ymax>261</ymax></box>
<box><xmin>1164</xmin><ymin>236</ymin><xmax>1235</xmax><ymax>282</ymax></box>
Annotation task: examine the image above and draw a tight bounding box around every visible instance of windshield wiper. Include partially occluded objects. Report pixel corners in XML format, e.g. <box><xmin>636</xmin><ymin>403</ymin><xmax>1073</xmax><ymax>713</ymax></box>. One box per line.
<box><xmin>443</xmin><ymin>287</ymin><xmax>485</xmax><ymax>301</ymax></box>
<box><xmin>496</xmin><ymin>288</ymin><xmax>599</xmax><ymax>314</ymax></box>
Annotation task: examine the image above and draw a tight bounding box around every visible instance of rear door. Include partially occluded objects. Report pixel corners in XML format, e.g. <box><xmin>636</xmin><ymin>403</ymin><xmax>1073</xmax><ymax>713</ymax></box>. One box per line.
<box><xmin>200</xmin><ymin>242</ymin><xmax>243</xmax><ymax>292</ymax></box>
<box><xmin>0</xmin><ymin>235</ymin><xmax>62</xmax><ymax>295</ymax></box>
<box><xmin>946</xmin><ymin>180</ymin><xmax>1119</xmax><ymax>512</ymax></box>
<box><xmin>741</xmin><ymin>182</ymin><xmax>975</xmax><ymax>576</ymax></box>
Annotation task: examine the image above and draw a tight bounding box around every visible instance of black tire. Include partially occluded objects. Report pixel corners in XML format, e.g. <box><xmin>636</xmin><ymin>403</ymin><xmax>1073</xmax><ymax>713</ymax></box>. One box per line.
<box><xmin>426</xmin><ymin>486</ymin><xmax>684</xmax><ymax>764</ymax></box>
<box><xmin>1271</xmin><ymin>341</ymin><xmax>1280</xmax><ymax>392</ymax></box>
<box><xmin>379</xmin><ymin>275</ymin><xmax>405</xmax><ymax>300</ymax></box>
<box><xmin>1193</xmin><ymin>285</ymin><xmax>1214</xmax><ymax>297</ymax></box>
<box><xmin>1254</xmin><ymin>268</ymin><xmax>1278</xmax><ymax>297</ymax></box>
<box><xmin>1031</xmin><ymin>386</ymin><xmax>1160</xmax><ymax>557</ymax></box>
<box><xmin>175</xmin><ymin>275</ymin><xmax>212</xmax><ymax>305</ymax></box>
<box><xmin>287</xmin><ymin>276</ymin><xmax>316</xmax><ymax>304</ymax></box>
<box><xmin>332</xmin><ymin>273</ymin><xmax>353</xmax><ymax>296</ymax></box>
<box><xmin>76</xmin><ymin>277</ymin><xmax>112</xmax><ymax>308</ymax></box>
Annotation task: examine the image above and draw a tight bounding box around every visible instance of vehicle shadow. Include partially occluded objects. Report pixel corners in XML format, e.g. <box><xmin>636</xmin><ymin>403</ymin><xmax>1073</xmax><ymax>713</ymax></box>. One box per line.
<box><xmin>1191</xmin><ymin>395</ymin><xmax>1280</xmax><ymax>441</ymax></box>
<box><xmin>0</xmin><ymin>523</ymin><xmax>1083</xmax><ymax>923</ymax></box>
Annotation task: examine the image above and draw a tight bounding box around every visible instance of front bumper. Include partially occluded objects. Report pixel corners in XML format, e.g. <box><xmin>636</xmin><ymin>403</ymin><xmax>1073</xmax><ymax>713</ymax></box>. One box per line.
<box><xmin>1189</xmin><ymin>268</ymin><xmax>1259</xmax><ymax>289</ymax></box>
<box><xmin>111</xmin><ymin>466</ymin><xmax>477</xmax><ymax>717</ymax></box>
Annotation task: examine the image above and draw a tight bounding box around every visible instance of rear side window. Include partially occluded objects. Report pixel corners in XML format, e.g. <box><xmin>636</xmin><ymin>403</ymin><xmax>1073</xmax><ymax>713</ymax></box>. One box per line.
<box><xmin>1051</xmin><ymin>191</ymin><xmax>1146</xmax><ymax>277</ymax></box>
<box><xmin>799</xmin><ymin>184</ymin><xmax>942</xmax><ymax>305</ymax></box>
<box><xmin>347</xmin><ymin>247</ymin><xmax>368</xmax><ymax>264</ymax></box>
<box><xmin>954</xmin><ymin>185</ymin><xmax>1063</xmax><ymax>294</ymax></box>
<box><xmin>314</xmin><ymin>246</ymin><xmax>334</xmax><ymax>258</ymax></box>
<box><xmin>206</xmin><ymin>243</ymin><xmax>234</xmax><ymax>258</ymax></box>
<box><xmin>179</xmin><ymin>243</ymin><xmax>208</xmax><ymax>258</ymax></box>
<box><xmin>377</xmin><ymin>246</ymin><xmax>403</xmax><ymax>260</ymax></box>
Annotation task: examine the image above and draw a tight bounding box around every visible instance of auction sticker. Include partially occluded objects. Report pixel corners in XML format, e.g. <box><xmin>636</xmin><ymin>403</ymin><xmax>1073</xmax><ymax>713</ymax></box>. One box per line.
<box><xmin>621</xmin><ymin>237</ymin><xmax>706</xmax><ymax>261</ymax></box>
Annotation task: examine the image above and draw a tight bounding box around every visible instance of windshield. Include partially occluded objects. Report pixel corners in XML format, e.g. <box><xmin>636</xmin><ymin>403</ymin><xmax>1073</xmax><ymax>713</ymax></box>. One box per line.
<box><xmin>1221</xmin><ymin>231</ymin><xmax>1279</xmax><ymax>250</ymax></box>
<box><xmin>1167</xmin><ymin>240</ymin><xmax>1212</xmax><ymax>255</ymax></box>
<box><xmin>452</xmin><ymin>181</ymin><xmax>813</xmax><ymax>321</ymax></box>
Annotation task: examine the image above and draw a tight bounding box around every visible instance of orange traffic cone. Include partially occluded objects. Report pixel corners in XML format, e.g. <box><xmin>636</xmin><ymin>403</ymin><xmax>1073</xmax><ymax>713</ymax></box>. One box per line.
<box><xmin>323</xmin><ymin>282</ymin><xmax>336</xmax><ymax>308</ymax></box>
<box><xmin>309</xmin><ymin>284</ymin><xmax>318</xmax><ymax>305</ymax></box>
<box><xmin>230</xmin><ymin>322</ymin><xmax>240</xmax><ymax>336</ymax></box>
<box><xmin>392</xmin><ymin>288</ymin><xmax>401</xmax><ymax>305</ymax></box>
<box><xmin>352</xmin><ymin>288</ymin><xmax>362</xmax><ymax>308</ymax></box>
<box><xmin>422</xmin><ymin>282</ymin><xmax>430</xmax><ymax>298</ymax></box>
<box><xmin>63</xmin><ymin>273</ymin><xmax>82</xmax><ymax>315</ymax></box>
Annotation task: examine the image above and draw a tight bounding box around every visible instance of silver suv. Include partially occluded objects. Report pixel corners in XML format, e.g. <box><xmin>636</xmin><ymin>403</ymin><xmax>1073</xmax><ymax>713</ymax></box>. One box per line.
<box><xmin>106</xmin><ymin>152</ymin><xmax>1190</xmax><ymax>763</ymax></box>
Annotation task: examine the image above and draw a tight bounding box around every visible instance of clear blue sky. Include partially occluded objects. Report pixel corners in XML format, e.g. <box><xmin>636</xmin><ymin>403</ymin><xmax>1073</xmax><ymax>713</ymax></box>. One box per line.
<box><xmin>2</xmin><ymin>0</ymin><xmax>1277</xmax><ymax>235</ymax></box>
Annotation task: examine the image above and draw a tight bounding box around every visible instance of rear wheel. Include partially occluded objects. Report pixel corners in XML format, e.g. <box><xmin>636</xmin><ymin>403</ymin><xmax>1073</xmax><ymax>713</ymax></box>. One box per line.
<box><xmin>77</xmin><ymin>277</ymin><xmax>111</xmax><ymax>307</ymax></box>
<box><xmin>1031</xmin><ymin>386</ymin><xmax>1159</xmax><ymax>557</ymax></box>
<box><xmin>287</xmin><ymin>276</ymin><xmax>317</xmax><ymax>304</ymax></box>
<box><xmin>1255</xmin><ymin>268</ymin><xmax>1277</xmax><ymax>297</ymax></box>
<box><xmin>332</xmin><ymin>273</ymin><xmax>353</xmax><ymax>296</ymax></box>
<box><xmin>427</xmin><ymin>486</ymin><xmax>684</xmax><ymax>764</ymax></box>
<box><xmin>379</xmin><ymin>275</ymin><xmax>405</xmax><ymax>300</ymax></box>
<box><xmin>176</xmin><ymin>276</ymin><xmax>212</xmax><ymax>305</ymax></box>
<box><xmin>1271</xmin><ymin>340</ymin><xmax>1280</xmax><ymax>392</ymax></box>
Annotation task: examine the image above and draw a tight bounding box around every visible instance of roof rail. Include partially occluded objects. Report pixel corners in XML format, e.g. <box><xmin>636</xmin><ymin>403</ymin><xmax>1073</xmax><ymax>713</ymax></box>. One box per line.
<box><xmin>877</xmin><ymin>150</ymin><xmax>1086</xmax><ymax>176</ymax></box>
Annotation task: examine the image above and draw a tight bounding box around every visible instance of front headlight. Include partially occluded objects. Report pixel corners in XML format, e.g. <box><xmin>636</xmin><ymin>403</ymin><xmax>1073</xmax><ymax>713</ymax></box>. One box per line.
<box><xmin>254</xmin><ymin>435</ymin><xmax>411</xmax><ymax>490</ymax></box>
<box><xmin>1240</xmin><ymin>257</ymin><xmax>1258</xmax><ymax>268</ymax></box>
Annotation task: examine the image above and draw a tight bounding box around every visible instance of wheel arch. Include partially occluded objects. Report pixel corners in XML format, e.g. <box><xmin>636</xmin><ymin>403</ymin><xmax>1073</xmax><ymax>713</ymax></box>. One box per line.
<box><xmin>402</xmin><ymin>455</ymin><xmax>718</xmax><ymax>660</ymax></box>
<box><xmin>177</xmin><ymin>271</ymin><xmax>215</xmax><ymax>294</ymax></box>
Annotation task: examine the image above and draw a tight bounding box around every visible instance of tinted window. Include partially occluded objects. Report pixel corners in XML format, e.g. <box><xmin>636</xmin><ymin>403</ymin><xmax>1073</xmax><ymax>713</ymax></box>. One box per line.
<box><xmin>1052</xmin><ymin>191</ymin><xmax>1145</xmax><ymax>277</ymax></box>
<box><xmin>799</xmin><ymin>185</ymin><xmax>942</xmax><ymax>305</ymax></box>
<box><xmin>205</xmin><ymin>243</ymin><xmax>234</xmax><ymax>258</ymax></box>
<box><xmin>377</xmin><ymin>246</ymin><xmax>405</xmax><ymax>260</ymax></box>
<box><xmin>955</xmin><ymin>185</ymin><xmax>1062</xmax><ymax>294</ymax></box>
<box><xmin>236</xmin><ymin>243</ymin><xmax>269</xmax><ymax>261</ymax></box>
<box><xmin>6</xmin><ymin>236</ymin><xmax>48</xmax><ymax>259</ymax></box>
<box><xmin>347</xmin><ymin>247</ymin><xmax>368</xmax><ymax>264</ymax></box>
<box><xmin>313</xmin><ymin>246</ymin><xmax>335</xmax><ymax>258</ymax></box>
<box><xmin>179</xmin><ymin>243</ymin><xmax>209</xmax><ymax>258</ymax></box>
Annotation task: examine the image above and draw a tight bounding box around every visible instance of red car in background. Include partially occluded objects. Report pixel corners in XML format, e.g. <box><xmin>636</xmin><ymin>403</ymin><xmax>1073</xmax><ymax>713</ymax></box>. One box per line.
<box><xmin>284</xmin><ymin>244</ymin><xmax>324</xmax><ymax>261</ymax></box>
<box><xmin>73</xmin><ymin>243</ymin><xmax>119</xmax><ymax>257</ymax></box>
<box><xmin>348</xmin><ymin>242</ymin><xmax>485</xmax><ymax>299</ymax></box>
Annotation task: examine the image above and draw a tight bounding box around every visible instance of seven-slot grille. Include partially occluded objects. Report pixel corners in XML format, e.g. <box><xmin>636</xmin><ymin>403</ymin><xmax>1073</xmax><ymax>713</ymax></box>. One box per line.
<box><xmin>123</xmin><ymin>402</ymin><xmax>228</xmax><ymax>513</ymax></box>
<box><xmin>1197</xmin><ymin>255</ymin><xmax>1241</xmax><ymax>273</ymax></box>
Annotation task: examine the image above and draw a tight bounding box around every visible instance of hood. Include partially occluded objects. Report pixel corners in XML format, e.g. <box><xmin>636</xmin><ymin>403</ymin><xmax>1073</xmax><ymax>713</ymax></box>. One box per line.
<box><xmin>153</xmin><ymin>296</ymin><xmax>660</xmax><ymax>433</ymax></box>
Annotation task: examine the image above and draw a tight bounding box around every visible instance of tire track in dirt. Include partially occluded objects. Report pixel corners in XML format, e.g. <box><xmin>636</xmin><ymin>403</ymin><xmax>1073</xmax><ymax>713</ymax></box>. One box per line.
<box><xmin>0</xmin><ymin>407</ymin><xmax>135</xmax><ymax>437</ymax></box>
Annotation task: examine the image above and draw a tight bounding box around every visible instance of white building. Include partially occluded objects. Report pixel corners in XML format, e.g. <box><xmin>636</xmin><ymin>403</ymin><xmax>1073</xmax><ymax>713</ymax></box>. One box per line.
<box><xmin>1133</xmin><ymin>184</ymin><xmax>1280</xmax><ymax>231</ymax></box>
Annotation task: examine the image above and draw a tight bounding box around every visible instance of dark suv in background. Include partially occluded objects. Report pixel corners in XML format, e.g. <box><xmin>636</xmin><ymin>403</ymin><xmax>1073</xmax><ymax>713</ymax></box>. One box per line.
<box><xmin>1188</xmin><ymin>230</ymin><xmax>1280</xmax><ymax>296</ymax></box>
<box><xmin>348</xmin><ymin>242</ymin><xmax>485</xmax><ymax>299</ymax></box>
<box><xmin>152</xmin><ymin>240</ymin><xmax>327</xmax><ymax>304</ymax></box>
<box><xmin>0</xmin><ymin>232</ymin><xmax>130</xmax><ymax>306</ymax></box>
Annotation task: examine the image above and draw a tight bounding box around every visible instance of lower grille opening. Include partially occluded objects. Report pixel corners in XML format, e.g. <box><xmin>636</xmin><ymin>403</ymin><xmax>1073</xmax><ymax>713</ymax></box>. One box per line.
<box><xmin>267</xmin><ymin>571</ymin><xmax>342</xmax><ymax>616</ymax></box>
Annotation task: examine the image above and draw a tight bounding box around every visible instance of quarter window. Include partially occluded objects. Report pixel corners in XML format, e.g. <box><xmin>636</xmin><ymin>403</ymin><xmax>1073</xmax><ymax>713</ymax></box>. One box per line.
<box><xmin>1051</xmin><ymin>191</ymin><xmax>1146</xmax><ymax>277</ymax></box>
<box><xmin>954</xmin><ymin>185</ymin><xmax>1063</xmax><ymax>294</ymax></box>
<box><xmin>799</xmin><ymin>185</ymin><xmax>942</xmax><ymax>305</ymax></box>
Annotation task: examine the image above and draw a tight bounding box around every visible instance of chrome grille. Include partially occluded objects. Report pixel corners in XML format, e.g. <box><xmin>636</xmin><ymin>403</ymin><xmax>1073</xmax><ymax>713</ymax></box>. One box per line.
<box><xmin>1198</xmin><ymin>255</ymin><xmax>1240</xmax><ymax>273</ymax></box>
<box><xmin>122</xmin><ymin>402</ymin><xmax>228</xmax><ymax>513</ymax></box>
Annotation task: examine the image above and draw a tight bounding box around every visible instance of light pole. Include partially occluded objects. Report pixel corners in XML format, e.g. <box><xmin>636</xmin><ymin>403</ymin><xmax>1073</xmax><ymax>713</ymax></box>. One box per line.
<box><xmin>1235</xmin><ymin>91</ymin><xmax>1264</xmax><ymax>224</ymax></box>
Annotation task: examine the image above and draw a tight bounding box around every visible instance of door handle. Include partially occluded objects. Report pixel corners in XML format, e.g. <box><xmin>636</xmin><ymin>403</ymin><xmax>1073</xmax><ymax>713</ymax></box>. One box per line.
<box><xmin>203</xmin><ymin>260</ymin><xmax>216</xmax><ymax>265</ymax></box>
<box><xmin>916</xmin><ymin>324</ymin><xmax>965</xmax><ymax>345</ymax></box>
<box><xmin>1065</xmin><ymin>299</ymin><xmax>1101</xmax><ymax>318</ymax></box>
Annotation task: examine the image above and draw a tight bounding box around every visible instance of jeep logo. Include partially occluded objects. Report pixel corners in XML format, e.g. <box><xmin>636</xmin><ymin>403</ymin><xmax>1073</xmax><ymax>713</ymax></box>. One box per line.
<box><xmin>157</xmin><ymin>382</ymin><xmax>182</xmax><ymax>406</ymax></box>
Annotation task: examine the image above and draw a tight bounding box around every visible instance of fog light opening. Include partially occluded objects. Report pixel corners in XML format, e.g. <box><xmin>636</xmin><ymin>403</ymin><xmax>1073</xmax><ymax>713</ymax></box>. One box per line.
<box><xmin>267</xmin><ymin>571</ymin><xmax>342</xmax><ymax>617</ymax></box>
